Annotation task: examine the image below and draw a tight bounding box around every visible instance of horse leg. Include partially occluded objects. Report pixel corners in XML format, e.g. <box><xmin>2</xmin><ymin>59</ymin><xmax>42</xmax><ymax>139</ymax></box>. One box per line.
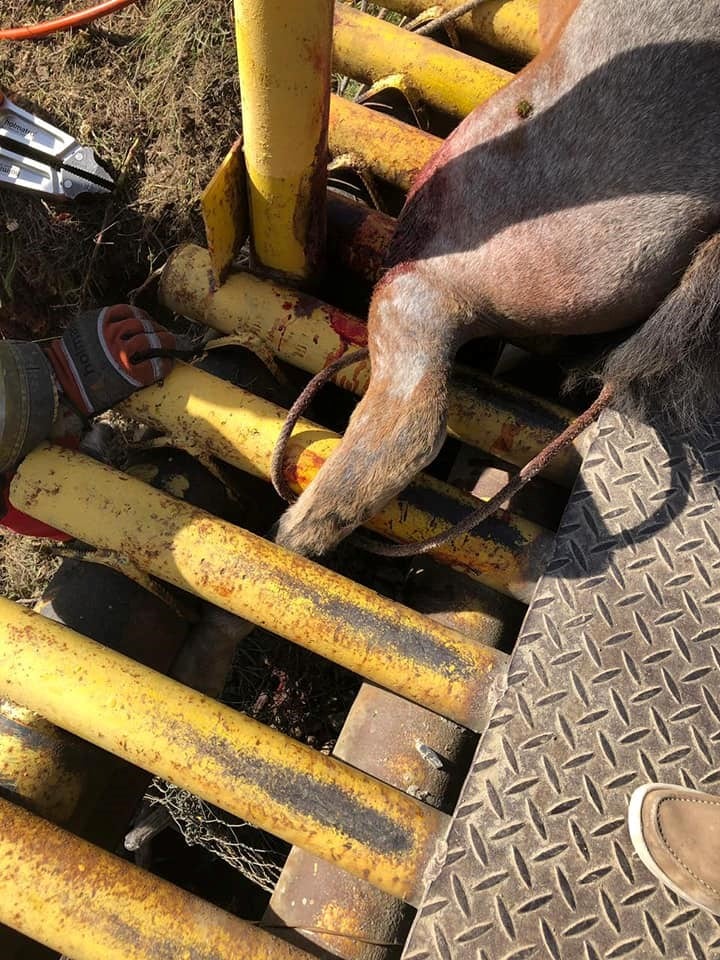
<box><xmin>604</xmin><ymin>230</ymin><xmax>720</xmax><ymax>430</ymax></box>
<box><xmin>274</xmin><ymin>269</ymin><xmax>464</xmax><ymax>556</ymax></box>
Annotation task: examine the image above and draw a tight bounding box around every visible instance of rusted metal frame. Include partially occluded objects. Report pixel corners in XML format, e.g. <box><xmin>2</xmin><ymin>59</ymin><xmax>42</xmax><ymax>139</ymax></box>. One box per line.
<box><xmin>0</xmin><ymin>453</ymin><xmax>258</xmax><ymax>959</ymax></box>
<box><xmin>10</xmin><ymin>445</ymin><xmax>506</xmax><ymax>733</ymax></box>
<box><xmin>266</xmin><ymin>684</ymin><xmax>478</xmax><ymax>960</ymax></box>
<box><xmin>0</xmin><ymin>596</ymin><xmax>453</xmax><ymax>903</ymax></box>
<box><xmin>356</xmin><ymin>74</ymin><xmax>430</xmax><ymax>132</ymax></box>
<box><xmin>123</xmin><ymin>363</ymin><xmax>551</xmax><ymax>603</ymax></box>
<box><xmin>159</xmin><ymin>244</ymin><xmax>586</xmax><ymax>485</ymax></box>
<box><xmin>328</xmin><ymin>151</ymin><xmax>388</xmax><ymax>213</ymax></box>
<box><xmin>333</xmin><ymin>3</ymin><xmax>512</xmax><ymax>120</ymax></box>
<box><xmin>0</xmin><ymin>561</ymin><xmax>189</xmax><ymax>831</ymax></box>
<box><xmin>233</xmin><ymin>0</ymin><xmax>333</xmax><ymax>285</ymax></box>
<box><xmin>0</xmin><ymin>795</ymin><xmax>312</xmax><ymax>960</ymax></box>
<box><xmin>0</xmin><ymin>697</ymin><xmax>88</xmax><ymax>832</ymax></box>
<box><xmin>0</xmin><ymin>460</ymin><xmax>224</xmax><ymax>959</ymax></box>
<box><xmin>199</xmin><ymin>147</ymin><xmax>393</xmax><ymax>292</ymax></box>
<box><xmin>200</xmin><ymin>136</ymin><xmax>248</xmax><ymax>285</ymax></box>
<box><xmin>404</xmin><ymin>3</ymin><xmax>461</xmax><ymax>44</ymax></box>
<box><xmin>377</xmin><ymin>0</ymin><xmax>540</xmax><ymax>60</ymax></box>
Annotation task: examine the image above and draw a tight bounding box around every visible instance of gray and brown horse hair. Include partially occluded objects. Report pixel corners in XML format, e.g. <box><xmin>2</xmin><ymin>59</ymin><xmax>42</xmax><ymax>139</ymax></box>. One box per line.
<box><xmin>275</xmin><ymin>0</ymin><xmax>720</xmax><ymax>557</ymax></box>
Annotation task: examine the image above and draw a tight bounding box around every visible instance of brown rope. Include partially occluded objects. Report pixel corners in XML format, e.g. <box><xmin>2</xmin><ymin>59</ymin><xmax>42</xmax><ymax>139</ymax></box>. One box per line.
<box><xmin>270</xmin><ymin>348</ymin><xmax>370</xmax><ymax>502</ymax></box>
<box><xmin>414</xmin><ymin>0</ymin><xmax>490</xmax><ymax>37</ymax></box>
<box><xmin>271</xmin><ymin>353</ymin><xmax>614</xmax><ymax>558</ymax></box>
<box><xmin>358</xmin><ymin>383</ymin><xmax>614</xmax><ymax>557</ymax></box>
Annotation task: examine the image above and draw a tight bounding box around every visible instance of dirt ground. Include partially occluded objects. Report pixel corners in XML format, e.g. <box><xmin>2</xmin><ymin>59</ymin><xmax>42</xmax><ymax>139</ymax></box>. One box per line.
<box><xmin>0</xmin><ymin>0</ymin><xmax>239</xmax><ymax>339</ymax></box>
<box><xmin>0</xmin><ymin>0</ymin><xmax>242</xmax><ymax>599</ymax></box>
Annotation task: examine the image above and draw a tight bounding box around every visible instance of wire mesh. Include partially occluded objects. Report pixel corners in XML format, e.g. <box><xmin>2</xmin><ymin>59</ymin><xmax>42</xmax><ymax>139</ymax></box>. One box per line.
<box><xmin>145</xmin><ymin>780</ymin><xmax>287</xmax><ymax>894</ymax></box>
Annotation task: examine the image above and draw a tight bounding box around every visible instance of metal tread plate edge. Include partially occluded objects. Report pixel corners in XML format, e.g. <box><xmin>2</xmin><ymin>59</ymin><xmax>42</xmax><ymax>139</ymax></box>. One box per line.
<box><xmin>403</xmin><ymin>411</ymin><xmax>720</xmax><ymax>960</ymax></box>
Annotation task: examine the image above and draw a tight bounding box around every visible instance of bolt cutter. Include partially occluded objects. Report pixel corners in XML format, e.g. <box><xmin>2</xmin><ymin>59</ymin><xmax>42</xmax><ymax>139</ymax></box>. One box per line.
<box><xmin>0</xmin><ymin>91</ymin><xmax>114</xmax><ymax>199</ymax></box>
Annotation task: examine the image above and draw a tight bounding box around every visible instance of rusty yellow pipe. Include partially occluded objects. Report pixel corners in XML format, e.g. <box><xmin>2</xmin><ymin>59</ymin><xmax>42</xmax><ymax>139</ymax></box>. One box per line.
<box><xmin>160</xmin><ymin>244</ymin><xmax>585</xmax><ymax>484</ymax></box>
<box><xmin>0</xmin><ymin>599</ymin><xmax>449</xmax><ymax>904</ymax></box>
<box><xmin>233</xmin><ymin>0</ymin><xmax>332</xmax><ymax>283</ymax></box>
<box><xmin>333</xmin><ymin>4</ymin><xmax>512</xmax><ymax>119</ymax></box>
<box><xmin>11</xmin><ymin>445</ymin><xmax>505</xmax><ymax>733</ymax></box>
<box><xmin>0</xmin><ymin>795</ymin><xmax>314</xmax><ymax>959</ymax></box>
<box><xmin>0</xmin><ymin>567</ymin><xmax>189</xmax><ymax>875</ymax></box>
<box><xmin>377</xmin><ymin>0</ymin><xmax>540</xmax><ymax>60</ymax></box>
<box><xmin>329</xmin><ymin>94</ymin><xmax>440</xmax><ymax>192</ymax></box>
<box><xmin>124</xmin><ymin>363</ymin><xmax>551</xmax><ymax>603</ymax></box>
<box><xmin>0</xmin><ymin>698</ymin><xmax>87</xmax><ymax>825</ymax></box>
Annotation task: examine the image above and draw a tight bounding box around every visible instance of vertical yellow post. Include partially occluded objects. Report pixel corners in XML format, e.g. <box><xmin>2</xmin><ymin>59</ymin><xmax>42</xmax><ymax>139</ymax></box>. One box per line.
<box><xmin>234</xmin><ymin>0</ymin><xmax>333</xmax><ymax>284</ymax></box>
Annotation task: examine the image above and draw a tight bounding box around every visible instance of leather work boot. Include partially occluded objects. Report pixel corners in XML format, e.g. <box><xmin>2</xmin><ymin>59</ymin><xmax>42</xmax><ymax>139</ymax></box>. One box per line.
<box><xmin>628</xmin><ymin>783</ymin><xmax>720</xmax><ymax>915</ymax></box>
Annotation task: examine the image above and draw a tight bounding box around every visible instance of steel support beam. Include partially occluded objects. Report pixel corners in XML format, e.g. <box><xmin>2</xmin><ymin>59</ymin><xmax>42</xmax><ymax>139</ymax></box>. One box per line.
<box><xmin>0</xmin><ymin>598</ymin><xmax>449</xmax><ymax>903</ymax></box>
<box><xmin>0</xmin><ymin>696</ymin><xmax>87</xmax><ymax>824</ymax></box>
<box><xmin>0</xmin><ymin>561</ymin><xmax>189</xmax><ymax>838</ymax></box>
<box><xmin>159</xmin><ymin>244</ymin><xmax>586</xmax><ymax>485</ymax></box>
<box><xmin>234</xmin><ymin>0</ymin><xmax>333</xmax><ymax>283</ymax></box>
<box><xmin>333</xmin><ymin>3</ymin><xmax>512</xmax><ymax>119</ymax></box>
<box><xmin>378</xmin><ymin>0</ymin><xmax>540</xmax><ymax>60</ymax></box>
<box><xmin>124</xmin><ymin>363</ymin><xmax>551</xmax><ymax>603</ymax></box>
<box><xmin>0</xmin><ymin>795</ymin><xmax>311</xmax><ymax>960</ymax></box>
<box><xmin>10</xmin><ymin>446</ymin><xmax>505</xmax><ymax>732</ymax></box>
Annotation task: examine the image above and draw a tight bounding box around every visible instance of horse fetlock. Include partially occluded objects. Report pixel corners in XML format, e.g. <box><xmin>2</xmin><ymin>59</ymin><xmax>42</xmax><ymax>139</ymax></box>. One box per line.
<box><xmin>274</xmin><ymin>492</ymin><xmax>363</xmax><ymax>557</ymax></box>
<box><xmin>274</xmin><ymin>373</ymin><xmax>449</xmax><ymax>556</ymax></box>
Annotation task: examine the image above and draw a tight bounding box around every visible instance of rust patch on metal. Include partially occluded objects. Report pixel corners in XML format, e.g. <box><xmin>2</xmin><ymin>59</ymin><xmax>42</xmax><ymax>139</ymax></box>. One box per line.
<box><xmin>312</xmin><ymin>589</ymin><xmax>483</xmax><ymax>681</ymax></box>
<box><xmin>0</xmin><ymin>796</ymin><xmax>308</xmax><ymax>959</ymax></box>
<box><xmin>284</xmin><ymin>446</ymin><xmax>325</xmax><ymax>491</ymax></box>
<box><xmin>326</xmin><ymin>193</ymin><xmax>395</xmax><ymax>283</ymax></box>
<box><xmin>204</xmin><ymin>736</ymin><xmax>415</xmax><ymax>856</ymax></box>
<box><xmin>451</xmin><ymin>367</ymin><xmax>571</xmax><ymax>435</ymax></box>
<box><xmin>328</xmin><ymin>94</ymin><xmax>441</xmax><ymax>193</ymax></box>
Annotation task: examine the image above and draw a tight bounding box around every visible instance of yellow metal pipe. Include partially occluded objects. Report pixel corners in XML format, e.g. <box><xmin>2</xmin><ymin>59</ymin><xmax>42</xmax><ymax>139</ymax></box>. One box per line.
<box><xmin>0</xmin><ymin>562</ymin><xmax>189</xmax><ymax>848</ymax></box>
<box><xmin>377</xmin><ymin>0</ymin><xmax>540</xmax><ymax>60</ymax></box>
<box><xmin>0</xmin><ymin>795</ymin><xmax>312</xmax><ymax>959</ymax></box>
<box><xmin>11</xmin><ymin>446</ymin><xmax>505</xmax><ymax>733</ymax></box>
<box><xmin>0</xmin><ymin>698</ymin><xmax>87</xmax><ymax>825</ymax></box>
<box><xmin>0</xmin><ymin>599</ymin><xmax>449</xmax><ymax>904</ymax></box>
<box><xmin>333</xmin><ymin>4</ymin><xmax>512</xmax><ymax>119</ymax></box>
<box><xmin>234</xmin><ymin>0</ymin><xmax>332</xmax><ymax>283</ymax></box>
<box><xmin>124</xmin><ymin>363</ymin><xmax>551</xmax><ymax>603</ymax></box>
<box><xmin>159</xmin><ymin>244</ymin><xmax>585</xmax><ymax>485</ymax></box>
<box><xmin>329</xmin><ymin>94</ymin><xmax>441</xmax><ymax>192</ymax></box>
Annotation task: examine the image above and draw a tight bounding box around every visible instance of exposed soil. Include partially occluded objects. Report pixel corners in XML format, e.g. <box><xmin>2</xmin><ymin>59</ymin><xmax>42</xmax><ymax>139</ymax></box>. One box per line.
<box><xmin>0</xmin><ymin>0</ymin><xmax>239</xmax><ymax>338</ymax></box>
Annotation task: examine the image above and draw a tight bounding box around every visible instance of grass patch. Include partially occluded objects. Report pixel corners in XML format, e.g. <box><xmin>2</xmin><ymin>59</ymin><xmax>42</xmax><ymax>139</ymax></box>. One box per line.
<box><xmin>344</xmin><ymin>1</ymin><xmax>405</xmax><ymax>26</ymax></box>
<box><xmin>0</xmin><ymin>530</ymin><xmax>60</xmax><ymax>604</ymax></box>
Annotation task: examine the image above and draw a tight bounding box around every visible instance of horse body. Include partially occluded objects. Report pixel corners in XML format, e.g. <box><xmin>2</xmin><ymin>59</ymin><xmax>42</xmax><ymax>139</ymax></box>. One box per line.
<box><xmin>392</xmin><ymin>0</ymin><xmax>720</xmax><ymax>336</ymax></box>
<box><xmin>275</xmin><ymin>0</ymin><xmax>720</xmax><ymax>556</ymax></box>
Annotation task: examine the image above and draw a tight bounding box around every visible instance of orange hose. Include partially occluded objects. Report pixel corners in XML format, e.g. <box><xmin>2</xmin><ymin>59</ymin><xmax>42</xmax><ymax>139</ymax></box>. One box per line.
<box><xmin>0</xmin><ymin>0</ymin><xmax>137</xmax><ymax>40</ymax></box>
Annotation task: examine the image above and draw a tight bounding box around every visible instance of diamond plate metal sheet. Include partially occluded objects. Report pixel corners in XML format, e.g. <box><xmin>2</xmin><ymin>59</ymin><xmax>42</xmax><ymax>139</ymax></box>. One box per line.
<box><xmin>404</xmin><ymin>412</ymin><xmax>720</xmax><ymax>960</ymax></box>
